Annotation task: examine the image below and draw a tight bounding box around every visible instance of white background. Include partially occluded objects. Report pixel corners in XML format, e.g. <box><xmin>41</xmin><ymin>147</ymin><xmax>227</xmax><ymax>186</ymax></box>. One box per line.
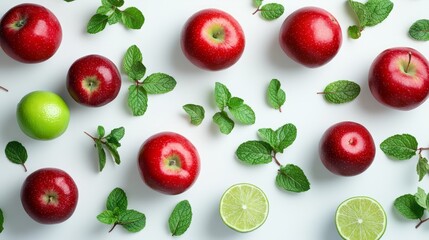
<box><xmin>0</xmin><ymin>0</ymin><xmax>428</xmax><ymax>239</ymax></box>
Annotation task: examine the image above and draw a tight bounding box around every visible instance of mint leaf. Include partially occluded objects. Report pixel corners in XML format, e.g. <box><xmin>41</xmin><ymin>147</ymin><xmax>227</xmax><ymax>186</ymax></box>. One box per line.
<box><xmin>123</xmin><ymin>45</ymin><xmax>145</xmax><ymax>80</ymax></box>
<box><xmin>169</xmin><ymin>200</ymin><xmax>192</xmax><ymax>236</ymax></box>
<box><xmin>128</xmin><ymin>85</ymin><xmax>148</xmax><ymax>116</ymax></box>
<box><xmin>105</xmin><ymin>142</ymin><xmax>120</xmax><ymax>164</ymax></box>
<box><xmin>236</xmin><ymin>140</ymin><xmax>273</xmax><ymax>165</ymax></box>
<box><xmin>227</xmin><ymin>97</ymin><xmax>244</xmax><ymax>109</ymax></box>
<box><xmin>108</xmin><ymin>8</ymin><xmax>122</xmax><ymax>25</ymax></box>
<box><xmin>87</xmin><ymin>14</ymin><xmax>108</xmax><ymax>34</ymax></box>
<box><xmin>212</xmin><ymin>111</ymin><xmax>234</xmax><ymax>134</ymax></box>
<box><xmin>107</xmin><ymin>0</ymin><xmax>124</xmax><ymax>7</ymax></box>
<box><xmin>0</xmin><ymin>208</ymin><xmax>3</xmax><ymax>233</ymax></box>
<box><xmin>380</xmin><ymin>134</ymin><xmax>418</xmax><ymax>160</ymax></box>
<box><xmin>417</xmin><ymin>157</ymin><xmax>429</xmax><ymax>182</ymax></box>
<box><xmin>96</xmin><ymin>6</ymin><xmax>112</xmax><ymax>15</ymax></box>
<box><xmin>95</xmin><ymin>139</ymin><xmax>107</xmax><ymax>171</ymax></box>
<box><xmin>229</xmin><ymin>103</ymin><xmax>255</xmax><ymax>125</ymax></box>
<box><xmin>97</xmin><ymin>210</ymin><xmax>117</xmax><ymax>224</ymax></box>
<box><xmin>97</xmin><ymin>125</ymin><xmax>105</xmax><ymax>138</ymax></box>
<box><xmin>254</xmin><ymin>0</ymin><xmax>263</xmax><ymax>8</ymax></box>
<box><xmin>276</xmin><ymin>164</ymin><xmax>310</xmax><ymax>193</ymax></box>
<box><xmin>267</xmin><ymin>79</ymin><xmax>286</xmax><ymax>112</ymax></box>
<box><xmin>107</xmin><ymin>127</ymin><xmax>125</xmax><ymax>142</ymax></box>
<box><xmin>5</xmin><ymin>141</ymin><xmax>28</xmax><ymax>172</ymax></box>
<box><xmin>118</xmin><ymin>209</ymin><xmax>146</xmax><ymax>232</ymax></box>
<box><xmin>409</xmin><ymin>19</ymin><xmax>429</xmax><ymax>41</ymax></box>
<box><xmin>260</xmin><ymin>3</ymin><xmax>284</xmax><ymax>20</ymax></box>
<box><xmin>364</xmin><ymin>0</ymin><xmax>394</xmax><ymax>27</ymax></box>
<box><xmin>415</xmin><ymin>188</ymin><xmax>427</xmax><ymax>209</ymax></box>
<box><xmin>348</xmin><ymin>0</ymin><xmax>369</xmax><ymax>26</ymax></box>
<box><xmin>214</xmin><ymin>82</ymin><xmax>231</xmax><ymax>111</ymax></box>
<box><xmin>142</xmin><ymin>73</ymin><xmax>176</xmax><ymax>94</ymax></box>
<box><xmin>121</xmin><ymin>7</ymin><xmax>144</xmax><ymax>29</ymax></box>
<box><xmin>274</xmin><ymin>123</ymin><xmax>297</xmax><ymax>153</ymax></box>
<box><xmin>320</xmin><ymin>80</ymin><xmax>361</xmax><ymax>104</ymax></box>
<box><xmin>183</xmin><ymin>104</ymin><xmax>205</xmax><ymax>126</ymax></box>
<box><xmin>348</xmin><ymin>25</ymin><xmax>362</xmax><ymax>39</ymax></box>
<box><xmin>394</xmin><ymin>194</ymin><xmax>425</xmax><ymax>220</ymax></box>
<box><xmin>106</xmin><ymin>188</ymin><xmax>127</xmax><ymax>211</ymax></box>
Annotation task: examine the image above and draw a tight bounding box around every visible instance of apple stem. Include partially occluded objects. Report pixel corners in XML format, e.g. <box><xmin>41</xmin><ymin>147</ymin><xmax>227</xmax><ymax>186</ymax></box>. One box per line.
<box><xmin>0</xmin><ymin>86</ymin><xmax>8</xmax><ymax>92</ymax></box>
<box><xmin>405</xmin><ymin>52</ymin><xmax>412</xmax><ymax>73</ymax></box>
<box><xmin>108</xmin><ymin>223</ymin><xmax>118</xmax><ymax>233</ymax></box>
<box><xmin>416</xmin><ymin>217</ymin><xmax>429</xmax><ymax>229</ymax></box>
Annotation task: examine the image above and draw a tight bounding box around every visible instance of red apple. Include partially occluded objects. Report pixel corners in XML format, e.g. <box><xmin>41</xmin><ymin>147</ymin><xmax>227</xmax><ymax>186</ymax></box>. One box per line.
<box><xmin>279</xmin><ymin>6</ymin><xmax>342</xmax><ymax>68</ymax></box>
<box><xmin>20</xmin><ymin>168</ymin><xmax>79</xmax><ymax>224</ymax></box>
<box><xmin>368</xmin><ymin>47</ymin><xmax>429</xmax><ymax>110</ymax></box>
<box><xmin>0</xmin><ymin>3</ymin><xmax>62</xmax><ymax>63</ymax></box>
<box><xmin>66</xmin><ymin>54</ymin><xmax>122</xmax><ymax>107</ymax></box>
<box><xmin>138</xmin><ymin>132</ymin><xmax>200</xmax><ymax>195</ymax></box>
<box><xmin>319</xmin><ymin>121</ymin><xmax>376</xmax><ymax>176</ymax></box>
<box><xmin>180</xmin><ymin>8</ymin><xmax>245</xmax><ymax>71</ymax></box>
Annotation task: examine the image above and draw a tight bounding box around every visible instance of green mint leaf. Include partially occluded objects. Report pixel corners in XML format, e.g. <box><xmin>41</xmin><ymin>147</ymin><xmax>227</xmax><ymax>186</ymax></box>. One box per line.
<box><xmin>214</xmin><ymin>82</ymin><xmax>231</xmax><ymax>111</ymax></box>
<box><xmin>107</xmin><ymin>0</ymin><xmax>124</xmax><ymax>7</ymax></box>
<box><xmin>417</xmin><ymin>157</ymin><xmax>429</xmax><ymax>182</ymax></box>
<box><xmin>121</xmin><ymin>7</ymin><xmax>145</xmax><ymax>30</ymax></box>
<box><xmin>5</xmin><ymin>141</ymin><xmax>28</xmax><ymax>171</ymax></box>
<box><xmin>394</xmin><ymin>194</ymin><xmax>425</xmax><ymax>220</ymax></box>
<box><xmin>97</xmin><ymin>210</ymin><xmax>117</xmax><ymax>224</ymax></box>
<box><xmin>142</xmin><ymin>73</ymin><xmax>176</xmax><ymax>94</ymax></box>
<box><xmin>169</xmin><ymin>200</ymin><xmax>192</xmax><ymax>236</ymax></box>
<box><xmin>101</xmin><ymin>0</ymin><xmax>112</xmax><ymax>7</ymax></box>
<box><xmin>227</xmin><ymin>97</ymin><xmax>244</xmax><ymax>109</ymax></box>
<box><xmin>260</xmin><ymin>3</ymin><xmax>284</xmax><ymax>20</ymax></box>
<box><xmin>97</xmin><ymin>125</ymin><xmax>105</xmax><ymax>138</ymax></box>
<box><xmin>107</xmin><ymin>188</ymin><xmax>128</xmax><ymax>212</ymax></box>
<box><xmin>64</xmin><ymin>0</ymin><xmax>75</xmax><ymax>2</ymax></box>
<box><xmin>118</xmin><ymin>209</ymin><xmax>146</xmax><ymax>232</ymax></box>
<box><xmin>267</xmin><ymin>79</ymin><xmax>286</xmax><ymax>112</ymax></box>
<box><xmin>409</xmin><ymin>19</ymin><xmax>429</xmax><ymax>41</ymax></box>
<box><xmin>415</xmin><ymin>187</ymin><xmax>427</xmax><ymax>209</ymax></box>
<box><xmin>257</xmin><ymin>128</ymin><xmax>276</xmax><ymax>149</ymax></box>
<box><xmin>320</xmin><ymin>80</ymin><xmax>361</xmax><ymax>104</ymax></box>
<box><xmin>87</xmin><ymin>14</ymin><xmax>108</xmax><ymax>34</ymax></box>
<box><xmin>276</xmin><ymin>164</ymin><xmax>310</xmax><ymax>193</ymax></box>
<box><xmin>259</xmin><ymin>123</ymin><xmax>297</xmax><ymax>153</ymax></box>
<box><xmin>254</xmin><ymin>0</ymin><xmax>263</xmax><ymax>8</ymax></box>
<box><xmin>0</xmin><ymin>208</ymin><xmax>3</xmax><ymax>233</ymax></box>
<box><xmin>108</xmin><ymin>8</ymin><xmax>122</xmax><ymax>25</ymax></box>
<box><xmin>380</xmin><ymin>134</ymin><xmax>418</xmax><ymax>160</ymax></box>
<box><xmin>183</xmin><ymin>104</ymin><xmax>205</xmax><ymax>126</ymax></box>
<box><xmin>95</xmin><ymin>139</ymin><xmax>106</xmax><ymax>172</ymax></box>
<box><xmin>123</xmin><ymin>45</ymin><xmax>145</xmax><ymax>80</ymax></box>
<box><xmin>212</xmin><ymin>111</ymin><xmax>234</xmax><ymax>134</ymax></box>
<box><xmin>348</xmin><ymin>0</ymin><xmax>369</xmax><ymax>27</ymax></box>
<box><xmin>348</xmin><ymin>25</ymin><xmax>362</xmax><ymax>39</ymax></box>
<box><xmin>128</xmin><ymin>85</ymin><xmax>148</xmax><ymax>116</ymax></box>
<box><xmin>229</xmin><ymin>103</ymin><xmax>256</xmax><ymax>125</ymax></box>
<box><xmin>364</xmin><ymin>0</ymin><xmax>394</xmax><ymax>27</ymax></box>
<box><xmin>107</xmin><ymin>127</ymin><xmax>125</xmax><ymax>142</ymax></box>
<box><xmin>105</xmin><ymin>142</ymin><xmax>121</xmax><ymax>165</ymax></box>
<box><xmin>96</xmin><ymin>5</ymin><xmax>112</xmax><ymax>15</ymax></box>
<box><xmin>236</xmin><ymin>140</ymin><xmax>273</xmax><ymax>165</ymax></box>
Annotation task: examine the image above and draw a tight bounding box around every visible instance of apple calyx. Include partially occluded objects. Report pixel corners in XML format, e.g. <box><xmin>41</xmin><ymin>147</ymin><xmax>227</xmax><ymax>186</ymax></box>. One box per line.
<box><xmin>13</xmin><ymin>18</ymin><xmax>27</xmax><ymax>29</ymax></box>
<box><xmin>210</xmin><ymin>25</ymin><xmax>225</xmax><ymax>43</ymax></box>
<box><xmin>83</xmin><ymin>76</ymin><xmax>100</xmax><ymax>93</ymax></box>
<box><xmin>165</xmin><ymin>155</ymin><xmax>182</xmax><ymax>170</ymax></box>
<box><xmin>43</xmin><ymin>191</ymin><xmax>59</xmax><ymax>206</ymax></box>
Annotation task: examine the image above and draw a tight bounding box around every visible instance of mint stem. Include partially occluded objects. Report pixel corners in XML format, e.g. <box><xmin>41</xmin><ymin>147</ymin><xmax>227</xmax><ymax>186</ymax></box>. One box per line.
<box><xmin>252</xmin><ymin>8</ymin><xmax>260</xmax><ymax>15</ymax></box>
<box><xmin>405</xmin><ymin>52</ymin><xmax>412</xmax><ymax>73</ymax></box>
<box><xmin>108</xmin><ymin>222</ymin><xmax>118</xmax><ymax>233</ymax></box>
<box><xmin>418</xmin><ymin>147</ymin><xmax>429</xmax><ymax>155</ymax></box>
<box><xmin>22</xmin><ymin>163</ymin><xmax>27</xmax><ymax>172</ymax></box>
<box><xmin>272</xmin><ymin>152</ymin><xmax>282</xmax><ymax>167</ymax></box>
<box><xmin>84</xmin><ymin>131</ymin><xmax>97</xmax><ymax>141</ymax></box>
<box><xmin>0</xmin><ymin>86</ymin><xmax>8</xmax><ymax>92</ymax></box>
<box><xmin>416</xmin><ymin>217</ymin><xmax>429</xmax><ymax>229</ymax></box>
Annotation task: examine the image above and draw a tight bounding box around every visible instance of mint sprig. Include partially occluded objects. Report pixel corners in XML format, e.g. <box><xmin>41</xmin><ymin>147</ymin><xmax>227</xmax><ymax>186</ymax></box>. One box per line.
<box><xmin>0</xmin><ymin>208</ymin><xmax>3</xmax><ymax>233</ymax></box>
<box><xmin>236</xmin><ymin>123</ymin><xmax>310</xmax><ymax>193</ymax></box>
<box><xmin>380</xmin><ymin>133</ymin><xmax>429</xmax><ymax>181</ymax></box>
<box><xmin>409</xmin><ymin>19</ymin><xmax>429</xmax><ymax>41</ymax></box>
<box><xmin>123</xmin><ymin>45</ymin><xmax>176</xmax><ymax>116</ymax></box>
<box><xmin>168</xmin><ymin>200</ymin><xmax>192</xmax><ymax>236</ymax></box>
<box><xmin>318</xmin><ymin>80</ymin><xmax>361</xmax><ymax>104</ymax></box>
<box><xmin>394</xmin><ymin>187</ymin><xmax>429</xmax><ymax>228</ymax></box>
<box><xmin>183</xmin><ymin>104</ymin><xmax>205</xmax><ymax>126</ymax></box>
<box><xmin>97</xmin><ymin>187</ymin><xmax>146</xmax><ymax>233</ymax></box>
<box><xmin>252</xmin><ymin>0</ymin><xmax>284</xmax><ymax>20</ymax></box>
<box><xmin>267</xmin><ymin>79</ymin><xmax>286</xmax><ymax>112</ymax></box>
<box><xmin>213</xmin><ymin>82</ymin><xmax>255</xmax><ymax>134</ymax></box>
<box><xmin>87</xmin><ymin>0</ymin><xmax>144</xmax><ymax>34</ymax></box>
<box><xmin>347</xmin><ymin>0</ymin><xmax>394</xmax><ymax>39</ymax></box>
<box><xmin>85</xmin><ymin>126</ymin><xmax>125</xmax><ymax>172</ymax></box>
<box><xmin>4</xmin><ymin>141</ymin><xmax>28</xmax><ymax>172</ymax></box>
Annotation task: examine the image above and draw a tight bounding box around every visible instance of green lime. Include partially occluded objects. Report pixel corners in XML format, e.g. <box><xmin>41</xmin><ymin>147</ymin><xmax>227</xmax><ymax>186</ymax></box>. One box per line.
<box><xmin>16</xmin><ymin>91</ymin><xmax>70</xmax><ymax>140</ymax></box>
<box><xmin>335</xmin><ymin>196</ymin><xmax>387</xmax><ymax>240</ymax></box>
<box><xmin>219</xmin><ymin>183</ymin><xmax>269</xmax><ymax>233</ymax></box>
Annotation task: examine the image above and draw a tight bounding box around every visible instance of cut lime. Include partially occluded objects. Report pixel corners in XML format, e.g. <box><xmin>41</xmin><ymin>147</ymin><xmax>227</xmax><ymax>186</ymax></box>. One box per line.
<box><xmin>219</xmin><ymin>183</ymin><xmax>269</xmax><ymax>233</ymax></box>
<box><xmin>335</xmin><ymin>196</ymin><xmax>387</xmax><ymax>240</ymax></box>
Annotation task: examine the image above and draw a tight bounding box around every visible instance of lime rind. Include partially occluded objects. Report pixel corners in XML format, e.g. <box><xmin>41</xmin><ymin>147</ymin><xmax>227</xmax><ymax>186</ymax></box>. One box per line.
<box><xmin>219</xmin><ymin>183</ymin><xmax>269</xmax><ymax>233</ymax></box>
<box><xmin>335</xmin><ymin>196</ymin><xmax>387</xmax><ymax>240</ymax></box>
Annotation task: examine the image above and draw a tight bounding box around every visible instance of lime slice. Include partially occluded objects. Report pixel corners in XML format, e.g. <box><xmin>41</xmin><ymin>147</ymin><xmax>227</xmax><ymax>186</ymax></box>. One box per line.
<box><xmin>219</xmin><ymin>183</ymin><xmax>269</xmax><ymax>233</ymax></box>
<box><xmin>335</xmin><ymin>196</ymin><xmax>387</xmax><ymax>240</ymax></box>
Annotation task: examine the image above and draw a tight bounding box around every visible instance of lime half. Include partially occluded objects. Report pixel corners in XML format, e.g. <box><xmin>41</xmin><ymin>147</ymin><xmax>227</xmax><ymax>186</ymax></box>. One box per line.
<box><xmin>335</xmin><ymin>196</ymin><xmax>387</xmax><ymax>240</ymax></box>
<box><xmin>219</xmin><ymin>183</ymin><xmax>269</xmax><ymax>233</ymax></box>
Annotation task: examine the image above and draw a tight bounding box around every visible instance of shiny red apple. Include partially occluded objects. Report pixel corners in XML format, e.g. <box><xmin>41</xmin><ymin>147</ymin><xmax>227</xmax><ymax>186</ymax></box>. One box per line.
<box><xmin>0</xmin><ymin>3</ymin><xmax>62</xmax><ymax>63</ymax></box>
<box><xmin>66</xmin><ymin>54</ymin><xmax>122</xmax><ymax>107</ymax></box>
<box><xmin>319</xmin><ymin>121</ymin><xmax>376</xmax><ymax>176</ymax></box>
<box><xmin>138</xmin><ymin>132</ymin><xmax>200</xmax><ymax>195</ymax></box>
<box><xmin>368</xmin><ymin>47</ymin><xmax>429</xmax><ymax>110</ymax></box>
<box><xmin>181</xmin><ymin>8</ymin><xmax>245</xmax><ymax>71</ymax></box>
<box><xmin>279</xmin><ymin>6</ymin><xmax>342</xmax><ymax>68</ymax></box>
<box><xmin>20</xmin><ymin>168</ymin><xmax>79</xmax><ymax>224</ymax></box>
